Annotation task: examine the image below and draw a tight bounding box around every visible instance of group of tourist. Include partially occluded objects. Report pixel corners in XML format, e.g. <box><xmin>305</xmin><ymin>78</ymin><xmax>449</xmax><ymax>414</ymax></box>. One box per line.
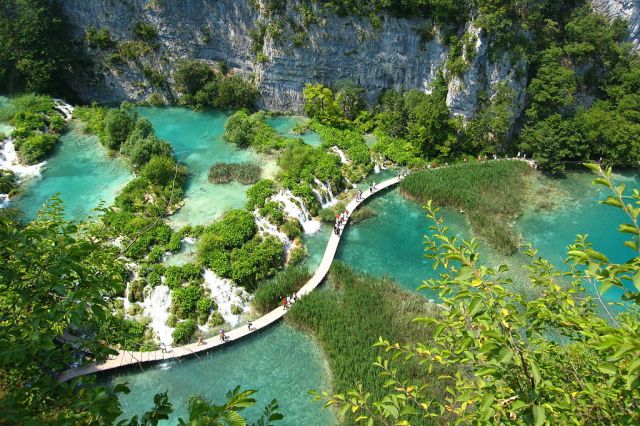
<box><xmin>334</xmin><ymin>208</ymin><xmax>350</xmax><ymax>235</ymax></box>
<box><xmin>281</xmin><ymin>293</ymin><xmax>298</xmax><ymax>310</ymax></box>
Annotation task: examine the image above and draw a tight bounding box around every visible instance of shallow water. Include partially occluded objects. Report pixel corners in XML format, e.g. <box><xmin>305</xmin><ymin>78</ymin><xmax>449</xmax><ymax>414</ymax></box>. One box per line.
<box><xmin>138</xmin><ymin>107</ymin><xmax>276</xmax><ymax>228</ymax></box>
<box><xmin>267</xmin><ymin>116</ymin><xmax>322</xmax><ymax>147</ymax></box>
<box><xmin>13</xmin><ymin>123</ymin><xmax>132</xmax><ymax>221</ymax></box>
<box><xmin>109</xmin><ymin>323</ymin><xmax>334</xmax><ymax>425</ymax></box>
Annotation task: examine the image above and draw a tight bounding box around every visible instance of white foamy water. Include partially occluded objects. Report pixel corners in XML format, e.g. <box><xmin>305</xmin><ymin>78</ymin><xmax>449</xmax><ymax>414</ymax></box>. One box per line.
<box><xmin>312</xmin><ymin>177</ymin><xmax>338</xmax><ymax>208</ymax></box>
<box><xmin>254</xmin><ymin>210</ymin><xmax>292</xmax><ymax>250</ymax></box>
<box><xmin>53</xmin><ymin>98</ymin><xmax>75</xmax><ymax>121</ymax></box>
<box><xmin>331</xmin><ymin>146</ymin><xmax>349</xmax><ymax>164</ymax></box>
<box><xmin>271</xmin><ymin>189</ymin><xmax>321</xmax><ymax>234</ymax></box>
<box><xmin>0</xmin><ymin>138</ymin><xmax>45</xmax><ymax>181</ymax></box>
<box><xmin>202</xmin><ymin>269</ymin><xmax>251</xmax><ymax>327</ymax></box>
<box><xmin>140</xmin><ymin>285</ymin><xmax>174</xmax><ymax>348</ymax></box>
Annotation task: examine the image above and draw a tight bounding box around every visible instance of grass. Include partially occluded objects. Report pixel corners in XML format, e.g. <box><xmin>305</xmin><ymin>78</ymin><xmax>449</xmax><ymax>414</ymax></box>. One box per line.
<box><xmin>401</xmin><ymin>160</ymin><xmax>533</xmax><ymax>254</ymax></box>
<box><xmin>207</xmin><ymin>162</ymin><xmax>262</xmax><ymax>185</ymax></box>
<box><xmin>252</xmin><ymin>266</ymin><xmax>311</xmax><ymax>314</ymax></box>
<box><xmin>286</xmin><ymin>262</ymin><xmax>453</xmax><ymax>425</ymax></box>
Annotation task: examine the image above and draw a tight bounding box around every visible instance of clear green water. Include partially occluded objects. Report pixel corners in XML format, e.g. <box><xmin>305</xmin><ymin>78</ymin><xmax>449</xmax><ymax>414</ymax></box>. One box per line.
<box><xmin>14</xmin><ymin>123</ymin><xmax>133</xmax><ymax>221</ymax></box>
<box><xmin>109</xmin><ymin>324</ymin><xmax>334</xmax><ymax>425</ymax></box>
<box><xmin>137</xmin><ymin>107</ymin><xmax>276</xmax><ymax>228</ymax></box>
<box><xmin>267</xmin><ymin>116</ymin><xmax>322</xmax><ymax>147</ymax></box>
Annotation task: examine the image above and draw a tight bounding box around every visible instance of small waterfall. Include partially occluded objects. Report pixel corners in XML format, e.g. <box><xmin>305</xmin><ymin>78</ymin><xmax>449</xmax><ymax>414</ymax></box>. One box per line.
<box><xmin>254</xmin><ymin>210</ymin><xmax>292</xmax><ymax>250</ymax></box>
<box><xmin>141</xmin><ymin>285</ymin><xmax>173</xmax><ymax>348</ymax></box>
<box><xmin>372</xmin><ymin>157</ymin><xmax>386</xmax><ymax>174</ymax></box>
<box><xmin>53</xmin><ymin>98</ymin><xmax>74</xmax><ymax>121</ymax></box>
<box><xmin>344</xmin><ymin>177</ymin><xmax>357</xmax><ymax>189</ymax></box>
<box><xmin>202</xmin><ymin>269</ymin><xmax>251</xmax><ymax>328</ymax></box>
<box><xmin>312</xmin><ymin>177</ymin><xmax>338</xmax><ymax>208</ymax></box>
<box><xmin>331</xmin><ymin>146</ymin><xmax>349</xmax><ymax>164</ymax></box>
<box><xmin>0</xmin><ymin>138</ymin><xmax>45</xmax><ymax>186</ymax></box>
<box><xmin>271</xmin><ymin>189</ymin><xmax>321</xmax><ymax>234</ymax></box>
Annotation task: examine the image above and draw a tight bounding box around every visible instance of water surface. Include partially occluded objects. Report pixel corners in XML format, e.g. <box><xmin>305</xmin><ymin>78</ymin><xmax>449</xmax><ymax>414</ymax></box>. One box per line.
<box><xmin>110</xmin><ymin>324</ymin><xmax>334</xmax><ymax>425</ymax></box>
<box><xmin>14</xmin><ymin>123</ymin><xmax>132</xmax><ymax>221</ymax></box>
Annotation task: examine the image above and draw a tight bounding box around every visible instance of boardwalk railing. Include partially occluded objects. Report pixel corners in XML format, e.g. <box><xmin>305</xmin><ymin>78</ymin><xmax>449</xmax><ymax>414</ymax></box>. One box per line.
<box><xmin>58</xmin><ymin>176</ymin><xmax>402</xmax><ymax>382</ymax></box>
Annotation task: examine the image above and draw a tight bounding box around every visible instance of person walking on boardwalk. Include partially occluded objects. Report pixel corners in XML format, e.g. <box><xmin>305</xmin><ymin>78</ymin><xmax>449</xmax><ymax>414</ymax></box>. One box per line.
<box><xmin>282</xmin><ymin>296</ymin><xmax>288</xmax><ymax>310</ymax></box>
<box><xmin>219</xmin><ymin>329</ymin><xmax>226</xmax><ymax>342</ymax></box>
<box><xmin>248</xmin><ymin>321</ymin><xmax>253</xmax><ymax>331</ymax></box>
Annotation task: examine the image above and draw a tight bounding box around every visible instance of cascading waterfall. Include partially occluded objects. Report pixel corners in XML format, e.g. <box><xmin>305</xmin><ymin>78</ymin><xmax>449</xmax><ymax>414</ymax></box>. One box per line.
<box><xmin>312</xmin><ymin>177</ymin><xmax>338</xmax><ymax>208</ymax></box>
<box><xmin>0</xmin><ymin>138</ymin><xmax>45</xmax><ymax>180</ymax></box>
<box><xmin>331</xmin><ymin>146</ymin><xmax>349</xmax><ymax>164</ymax></box>
<box><xmin>53</xmin><ymin>98</ymin><xmax>75</xmax><ymax>121</ymax></box>
<box><xmin>373</xmin><ymin>157</ymin><xmax>386</xmax><ymax>174</ymax></box>
<box><xmin>271</xmin><ymin>189</ymin><xmax>321</xmax><ymax>234</ymax></box>
<box><xmin>254</xmin><ymin>210</ymin><xmax>292</xmax><ymax>251</ymax></box>
<box><xmin>202</xmin><ymin>269</ymin><xmax>251</xmax><ymax>328</ymax></box>
<box><xmin>140</xmin><ymin>285</ymin><xmax>173</xmax><ymax>348</ymax></box>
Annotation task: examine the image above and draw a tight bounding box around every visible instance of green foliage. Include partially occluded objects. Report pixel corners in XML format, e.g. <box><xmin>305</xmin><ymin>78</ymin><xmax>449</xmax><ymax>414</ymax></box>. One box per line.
<box><xmin>303</xmin><ymin>83</ymin><xmax>348</xmax><ymax>127</ymax></box>
<box><xmin>229</xmin><ymin>236</ymin><xmax>284</xmax><ymax>290</ymax></box>
<box><xmin>321</xmin><ymin>171</ymin><xmax>640</xmax><ymax>424</ymax></box>
<box><xmin>401</xmin><ymin>161</ymin><xmax>532</xmax><ymax>254</ymax></box>
<box><xmin>279</xmin><ymin>218</ymin><xmax>303</xmax><ymax>240</ymax></box>
<box><xmin>171</xmin><ymin>319</ymin><xmax>197</xmax><ymax>344</ymax></box>
<box><xmin>0</xmin><ymin>0</ymin><xmax>76</xmax><ymax>92</ymax></box>
<box><xmin>6</xmin><ymin>94</ymin><xmax>63</xmax><ymax>164</ymax></box>
<box><xmin>176</xmin><ymin>387</ymin><xmax>284</xmax><ymax>426</ymax></box>
<box><xmin>224</xmin><ymin>110</ymin><xmax>287</xmax><ymax>152</ymax></box>
<box><xmin>277</xmin><ymin>140</ymin><xmax>342</xmax><ymax>193</ymax></box>
<box><xmin>164</xmin><ymin>263</ymin><xmax>203</xmax><ymax>289</ymax></box>
<box><xmin>0</xmin><ymin>198</ymin><xmax>132</xmax><ymax>423</ymax></box>
<box><xmin>171</xmin><ymin>285</ymin><xmax>204</xmax><ymax>319</ymax></box>
<box><xmin>253</xmin><ymin>266</ymin><xmax>311</xmax><ymax>313</ymax></box>
<box><xmin>174</xmin><ymin>60</ymin><xmax>258</xmax><ymax>110</ymax></box>
<box><xmin>103</xmin><ymin>104</ymin><xmax>138</xmax><ymax>150</ymax></box>
<box><xmin>288</xmin><ymin>263</ymin><xmax>451</xmax><ymax>424</ymax></box>
<box><xmin>246</xmin><ymin>179</ymin><xmax>277</xmax><ymax>210</ymax></box>
<box><xmin>132</xmin><ymin>21</ymin><xmax>158</xmax><ymax>42</ymax></box>
<box><xmin>85</xmin><ymin>26</ymin><xmax>114</xmax><ymax>49</ymax></box>
<box><xmin>259</xmin><ymin>201</ymin><xmax>285</xmax><ymax>225</ymax></box>
<box><xmin>208</xmin><ymin>162</ymin><xmax>262</xmax><ymax>185</ymax></box>
<box><xmin>0</xmin><ymin>169</ymin><xmax>18</xmax><ymax>195</ymax></box>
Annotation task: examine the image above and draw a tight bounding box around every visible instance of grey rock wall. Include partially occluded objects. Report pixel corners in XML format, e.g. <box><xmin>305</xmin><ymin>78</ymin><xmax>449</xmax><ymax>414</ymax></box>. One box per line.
<box><xmin>591</xmin><ymin>0</ymin><xmax>640</xmax><ymax>47</ymax></box>
<box><xmin>56</xmin><ymin>0</ymin><xmax>521</xmax><ymax>125</ymax></box>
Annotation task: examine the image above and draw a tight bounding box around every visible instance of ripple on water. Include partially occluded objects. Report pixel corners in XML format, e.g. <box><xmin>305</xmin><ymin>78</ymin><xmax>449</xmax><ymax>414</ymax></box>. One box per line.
<box><xmin>107</xmin><ymin>323</ymin><xmax>335</xmax><ymax>426</ymax></box>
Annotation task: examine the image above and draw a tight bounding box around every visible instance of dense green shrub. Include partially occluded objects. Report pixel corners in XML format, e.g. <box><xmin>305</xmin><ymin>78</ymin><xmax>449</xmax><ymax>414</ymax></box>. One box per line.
<box><xmin>164</xmin><ymin>263</ymin><xmax>202</xmax><ymax>289</ymax></box>
<box><xmin>229</xmin><ymin>236</ymin><xmax>284</xmax><ymax>290</ymax></box>
<box><xmin>208</xmin><ymin>311</ymin><xmax>225</xmax><ymax>327</ymax></box>
<box><xmin>13</xmin><ymin>133</ymin><xmax>57</xmax><ymax>164</ymax></box>
<box><xmin>259</xmin><ymin>201</ymin><xmax>285</xmax><ymax>225</ymax></box>
<box><xmin>253</xmin><ymin>266</ymin><xmax>311</xmax><ymax>313</ymax></box>
<box><xmin>85</xmin><ymin>26</ymin><xmax>114</xmax><ymax>49</ymax></box>
<box><xmin>132</xmin><ymin>22</ymin><xmax>158</xmax><ymax>41</ymax></box>
<box><xmin>103</xmin><ymin>105</ymin><xmax>138</xmax><ymax>150</ymax></box>
<box><xmin>0</xmin><ymin>170</ymin><xmax>18</xmax><ymax>195</ymax></box>
<box><xmin>224</xmin><ymin>111</ymin><xmax>287</xmax><ymax>152</ymax></box>
<box><xmin>246</xmin><ymin>179</ymin><xmax>276</xmax><ymax>209</ymax></box>
<box><xmin>279</xmin><ymin>219</ymin><xmax>302</xmax><ymax>239</ymax></box>
<box><xmin>208</xmin><ymin>162</ymin><xmax>262</xmax><ymax>185</ymax></box>
<box><xmin>172</xmin><ymin>319</ymin><xmax>197</xmax><ymax>344</ymax></box>
<box><xmin>171</xmin><ymin>285</ymin><xmax>203</xmax><ymax>319</ymax></box>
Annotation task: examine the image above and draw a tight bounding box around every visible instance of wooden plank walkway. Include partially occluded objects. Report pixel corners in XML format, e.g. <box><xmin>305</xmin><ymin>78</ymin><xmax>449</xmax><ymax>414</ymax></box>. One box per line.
<box><xmin>58</xmin><ymin>175</ymin><xmax>403</xmax><ymax>382</ymax></box>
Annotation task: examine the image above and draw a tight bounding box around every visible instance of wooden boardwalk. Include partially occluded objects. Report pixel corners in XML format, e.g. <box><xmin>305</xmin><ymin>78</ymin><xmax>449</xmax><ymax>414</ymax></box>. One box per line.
<box><xmin>58</xmin><ymin>175</ymin><xmax>402</xmax><ymax>382</ymax></box>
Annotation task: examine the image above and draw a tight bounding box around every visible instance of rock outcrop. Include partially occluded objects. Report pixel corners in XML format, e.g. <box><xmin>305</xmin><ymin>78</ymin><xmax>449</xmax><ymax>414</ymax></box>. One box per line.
<box><xmin>56</xmin><ymin>0</ymin><xmax>522</xmax><ymax>121</ymax></box>
<box><xmin>591</xmin><ymin>0</ymin><xmax>640</xmax><ymax>47</ymax></box>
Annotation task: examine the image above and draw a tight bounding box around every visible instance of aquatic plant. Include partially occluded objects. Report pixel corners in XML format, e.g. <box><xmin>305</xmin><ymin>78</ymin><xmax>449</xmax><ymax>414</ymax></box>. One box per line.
<box><xmin>252</xmin><ymin>266</ymin><xmax>312</xmax><ymax>313</ymax></box>
<box><xmin>207</xmin><ymin>162</ymin><xmax>262</xmax><ymax>185</ymax></box>
<box><xmin>401</xmin><ymin>160</ymin><xmax>532</xmax><ymax>254</ymax></box>
<box><xmin>287</xmin><ymin>262</ymin><xmax>451</xmax><ymax>424</ymax></box>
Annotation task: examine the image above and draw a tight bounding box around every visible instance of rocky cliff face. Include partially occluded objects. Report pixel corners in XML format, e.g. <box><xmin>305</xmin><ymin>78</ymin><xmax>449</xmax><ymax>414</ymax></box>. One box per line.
<box><xmin>57</xmin><ymin>0</ymin><xmax>525</xmax><ymax>120</ymax></box>
<box><xmin>591</xmin><ymin>0</ymin><xmax>640</xmax><ymax>47</ymax></box>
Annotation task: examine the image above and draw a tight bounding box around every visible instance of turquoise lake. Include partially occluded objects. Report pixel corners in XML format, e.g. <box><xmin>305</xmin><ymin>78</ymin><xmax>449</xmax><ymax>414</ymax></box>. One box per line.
<box><xmin>109</xmin><ymin>323</ymin><xmax>334</xmax><ymax>425</ymax></box>
<box><xmin>13</xmin><ymin>123</ymin><xmax>132</xmax><ymax>221</ymax></box>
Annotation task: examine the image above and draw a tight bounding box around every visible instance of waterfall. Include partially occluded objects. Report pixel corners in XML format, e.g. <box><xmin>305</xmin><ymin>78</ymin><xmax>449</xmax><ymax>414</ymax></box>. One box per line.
<box><xmin>271</xmin><ymin>189</ymin><xmax>321</xmax><ymax>234</ymax></box>
<box><xmin>140</xmin><ymin>285</ymin><xmax>173</xmax><ymax>348</ymax></box>
<box><xmin>312</xmin><ymin>177</ymin><xmax>338</xmax><ymax>208</ymax></box>
<box><xmin>202</xmin><ymin>269</ymin><xmax>251</xmax><ymax>328</ymax></box>
<box><xmin>53</xmin><ymin>98</ymin><xmax>74</xmax><ymax>121</ymax></box>
<box><xmin>0</xmin><ymin>138</ymin><xmax>45</xmax><ymax>184</ymax></box>
<box><xmin>331</xmin><ymin>146</ymin><xmax>349</xmax><ymax>164</ymax></box>
<box><xmin>372</xmin><ymin>157</ymin><xmax>386</xmax><ymax>174</ymax></box>
<box><xmin>254</xmin><ymin>210</ymin><xmax>292</xmax><ymax>251</ymax></box>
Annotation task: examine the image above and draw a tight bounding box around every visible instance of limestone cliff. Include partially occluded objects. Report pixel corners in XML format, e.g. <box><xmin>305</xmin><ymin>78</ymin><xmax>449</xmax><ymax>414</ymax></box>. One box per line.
<box><xmin>591</xmin><ymin>0</ymin><xmax>640</xmax><ymax>47</ymax></box>
<box><xmin>56</xmin><ymin>0</ymin><xmax>522</xmax><ymax>120</ymax></box>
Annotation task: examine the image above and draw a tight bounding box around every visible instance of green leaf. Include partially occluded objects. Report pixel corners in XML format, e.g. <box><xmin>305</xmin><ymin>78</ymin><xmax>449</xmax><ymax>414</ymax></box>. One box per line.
<box><xmin>601</xmin><ymin>196</ymin><xmax>623</xmax><ymax>208</ymax></box>
<box><xmin>598</xmin><ymin>362</ymin><xmax>617</xmax><ymax>375</ymax></box>
<box><xmin>619</xmin><ymin>223</ymin><xmax>640</xmax><ymax>236</ymax></box>
<box><xmin>529</xmin><ymin>359</ymin><xmax>542</xmax><ymax>385</ymax></box>
<box><xmin>532</xmin><ymin>405</ymin><xmax>546</xmax><ymax>426</ymax></box>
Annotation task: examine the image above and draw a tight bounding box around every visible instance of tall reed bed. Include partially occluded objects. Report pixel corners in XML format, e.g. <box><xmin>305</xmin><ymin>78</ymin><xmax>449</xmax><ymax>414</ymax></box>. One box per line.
<box><xmin>286</xmin><ymin>262</ymin><xmax>452</xmax><ymax>425</ymax></box>
<box><xmin>252</xmin><ymin>266</ymin><xmax>311</xmax><ymax>313</ymax></box>
<box><xmin>401</xmin><ymin>160</ymin><xmax>533</xmax><ymax>254</ymax></box>
<box><xmin>208</xmin><ymin>162</ymin><xmax>262</xmax><ymax>185</ymax></box>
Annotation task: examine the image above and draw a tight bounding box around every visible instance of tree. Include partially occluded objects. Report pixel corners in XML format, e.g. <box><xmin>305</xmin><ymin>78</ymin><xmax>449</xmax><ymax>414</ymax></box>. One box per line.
<box><xmin>335</xmin><ymin>80</ymin><xmax>365</xmax><ymax>121</ymax></box>
<box><xmin>174</xmin><ymin>60</ymin><xmax>215</xmax><ymax>96</ymax></box>
<box><xmin>317</xmin><ymin>165</ymin><xmax>640</xmax><ymax>424</ymax></box>
<box><xmin>224</xmin><ymin>111</ymin><xmax>256</xmax><ymax>148</ymax></box>
<box><xmin>104</xmin><ymin>104</ymin><xmax>138</xmax><ymax>150</ymax></box>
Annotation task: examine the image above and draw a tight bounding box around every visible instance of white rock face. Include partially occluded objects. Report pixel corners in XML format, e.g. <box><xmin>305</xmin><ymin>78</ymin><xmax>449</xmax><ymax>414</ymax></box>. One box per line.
<box><xmin>591</xmin><ymin>0</ymin><xmax>640</xmax><ymax>47</ymax></box>
<box><xmin>202</xmin><ymin>269</ymin><xmax>251</xmax><ymax>327</ymax></box>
